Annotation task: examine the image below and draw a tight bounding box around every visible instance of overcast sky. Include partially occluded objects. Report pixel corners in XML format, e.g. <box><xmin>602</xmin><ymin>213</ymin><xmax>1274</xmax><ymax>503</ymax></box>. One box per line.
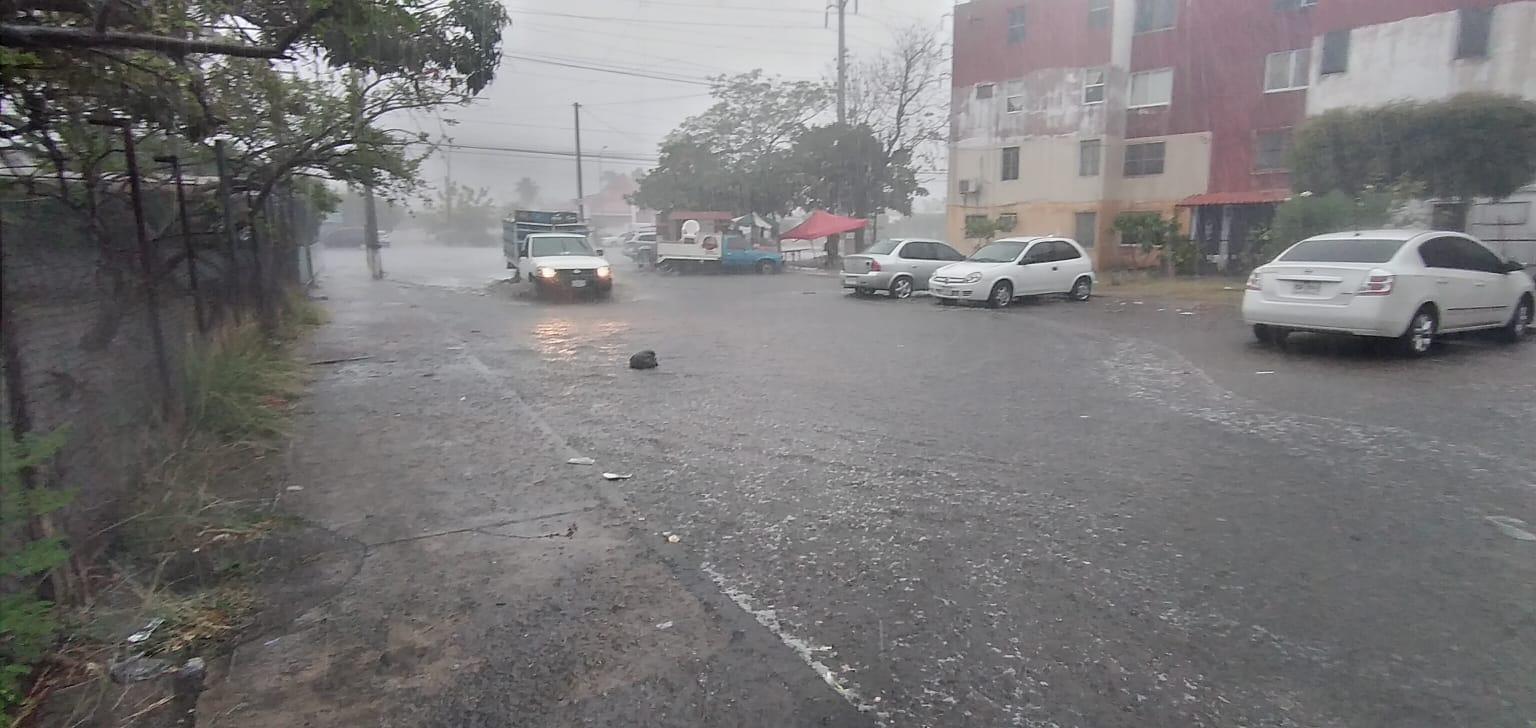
<box><xmin>402</xmin><ymin>0</ymin><xmax>955</xmax><ymax>212</ymax></box>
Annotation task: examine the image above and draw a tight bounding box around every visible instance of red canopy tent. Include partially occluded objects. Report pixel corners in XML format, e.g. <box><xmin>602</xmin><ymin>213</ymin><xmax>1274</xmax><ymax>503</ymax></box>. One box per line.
<box><xmin>778</xmin><ymin>209</ymin><xmax>867</xmax><ymax>240</ymax></box>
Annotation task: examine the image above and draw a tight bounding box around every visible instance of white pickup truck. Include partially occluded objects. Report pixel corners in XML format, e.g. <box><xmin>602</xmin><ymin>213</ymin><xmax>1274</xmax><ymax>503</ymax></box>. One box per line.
<box><xmin>513</xmin><ymin>233</ymin><xmax>614</xmax><ymax>299</ymax></box>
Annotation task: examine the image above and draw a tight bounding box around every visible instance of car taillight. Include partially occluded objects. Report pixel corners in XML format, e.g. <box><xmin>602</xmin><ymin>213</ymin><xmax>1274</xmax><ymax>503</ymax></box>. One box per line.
<box><xmin>1357</xmin><ymin>269</ymin><xmax>1395</xmax><ymax>296</ymax></box>
<box><xmin>1245</xmin><ymin>271</ymin><xmax>1262</xmax><ymax>291</ymax></box>
<box><xmin>869</xmin><ymin>259</ymin><xmax>881</xmax><ymax>271</ymax></box>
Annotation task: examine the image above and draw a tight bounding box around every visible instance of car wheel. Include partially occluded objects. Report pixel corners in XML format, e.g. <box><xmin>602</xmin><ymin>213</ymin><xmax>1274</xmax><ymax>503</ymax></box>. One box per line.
<box><xmin>1395</xmin><ymin>306</ymin><xmax>1438</xmax><ymax>357</ymax></box>
<box><xmin>890</xmin><ymin>276</ymin><xmax>914</xmax><ymax>300</ymax></box>
<box><xmin>1069</xmin><ymin>276</ymin><xmax>1092</xmax><ymax>302</ymax></box>
<box><xmin>755</xmin><ymin>259</ymin><xmax>774</xmax><ymax>275</ymax></box>
<box><xmin>988</xmin><ymin>280</ymin><xmax>1013</xmax><ymax>309</ymax></box>
<box><xmin>1499</xmin><ymin>295</ymin><xmax>1533</xmax><ymax>343</ymax></box>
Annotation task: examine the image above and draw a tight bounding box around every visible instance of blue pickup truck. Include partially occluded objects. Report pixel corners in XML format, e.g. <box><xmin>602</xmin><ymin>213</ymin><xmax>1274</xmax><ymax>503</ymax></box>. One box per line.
<box><xmin>652</xmin><ymin>231</ymin><xmax>784</xmax><ymax>274</ymax></box>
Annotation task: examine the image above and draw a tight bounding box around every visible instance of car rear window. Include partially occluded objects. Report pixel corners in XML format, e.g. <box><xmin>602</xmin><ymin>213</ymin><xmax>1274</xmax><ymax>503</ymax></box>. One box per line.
<box><xmin>863</xmin><ymin>240</ymin><xmax>899</xmax><ymax>255</ymax></box>
<box><xmin>1277</xmin><ymin>238</ymin><xmax>1407</xmax><ymax>263</ymax></box>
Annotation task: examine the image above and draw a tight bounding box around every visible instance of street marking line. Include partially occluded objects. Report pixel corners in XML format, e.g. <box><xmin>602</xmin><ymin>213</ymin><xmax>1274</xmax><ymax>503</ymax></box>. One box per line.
<box><xmin>701</xmin><ymin>561</ymin><xmax>887</xmax><ymax>720</ymax></box>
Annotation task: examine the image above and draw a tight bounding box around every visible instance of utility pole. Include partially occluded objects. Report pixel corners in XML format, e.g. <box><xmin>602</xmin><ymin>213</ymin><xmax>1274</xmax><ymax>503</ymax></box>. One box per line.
<box><xmin>442</xmin><ymin>135</ymin><xmax>453</xmax><ymax>220</ymax></box>
<box><xmin>573</xmin><ymin>102</ymin><xmax>586</xmax><ymax>222</ymax></box>
<box><xmin>828</xmin><ymin>0</ymin><xmax>854</xmax><ymax>124</ymax></box>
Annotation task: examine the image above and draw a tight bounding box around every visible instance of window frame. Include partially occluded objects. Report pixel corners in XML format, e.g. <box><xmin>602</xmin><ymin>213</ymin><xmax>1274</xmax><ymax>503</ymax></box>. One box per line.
<box><xmin>1455</xmin><ymin>7</ymin><xmax>1492</xmax><ymax>60</ymax></box>
<box><xmin>1001</xmin><ymin>146</ymin><xmax>1021</xmax><ymax>181</ymax></box>
<box><xmin>1006</xmin><ymin>94</ymin><xmax>1026</xmax><ymax>114</ymax></box>
<box><xmin>897</xmin><ymin>241</ymin><xmax>933</xmax><ymax>260</ymax></box>
<box><xmin>1263</xmin><ymin>48</ymin><xmax>1311</xmax><ymax>93</ymax></box>
<box><xmin>1254</xmin><ymin>128</ymin><xmax>1292</xmax><ymax>173</ymax></box>
<box><xmin>1088</xmin><ymin>0</ymin><xmax>1111</xmax><ymax>27</ymax></box>
<box><xmin>1128</xmin><ymin>68</ymin><xmax>1174</xmax><ymax>109</ymax></box>
<box><xmin>1007</xmin><ymin>6</ymin><xmax>1027</xmax><ymax>44</ymax></box>
<box><xmin>1320</xmin><ymin>30</ymin><xmax>1350</xmax><ymax>75</ymax></box>
<box><xmin>1083</xmin><ymin>67</ymin><xmax>1106</xmax><ymax>104</ymax></box>
<box><xmin>1079</xmin><ymin>139</ymin><xmax>1102</xmax><ymax>177</ymax></box>
<box><xmin>996</xmin><ymin>213</ymin><xmax>1019</xmax><ymax>232</ymax></box>
<box><xmin>1123</xmin><ymin>141</ymin><xmax>1166</xmax><ymax>177</ymax></box>
<box><xmin>1448</xmin><ymin>236</ymin><xmax>1504</xmax><ymax>273</ymax></box>
<box><xmin>1134</xmin><ymin>0</ymin><xmax>1177</xmax><ymax>34</ymax></box>
<box><xmin>976</xmin><ymin>83</ymin><xmax>995</xmax><ymax>100</ymax></box>
<box><xmin>1074</xmin><ymin>211</ymin><xmax>1098</xmax><ymax>248</ymax></box>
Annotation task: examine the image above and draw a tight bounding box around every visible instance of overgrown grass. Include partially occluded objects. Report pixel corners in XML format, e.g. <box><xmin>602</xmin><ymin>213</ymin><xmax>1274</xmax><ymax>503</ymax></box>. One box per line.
<box><xmin>185</xmin><ymin>324</ymin><xmax>302</xmax><ymax>443</ymax></box>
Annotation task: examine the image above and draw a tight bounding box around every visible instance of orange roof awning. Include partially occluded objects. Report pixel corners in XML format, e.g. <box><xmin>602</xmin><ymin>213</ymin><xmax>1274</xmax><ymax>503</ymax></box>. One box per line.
<box><xmin>1178</xmin><ymin>189</ymin><xmax>1293</xmax><ymax>206</ymax></box>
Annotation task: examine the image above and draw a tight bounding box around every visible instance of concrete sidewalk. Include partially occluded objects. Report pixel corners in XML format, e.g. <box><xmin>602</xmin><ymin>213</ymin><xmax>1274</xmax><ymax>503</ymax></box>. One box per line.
<box><xmin>199</xmin><ymin>271</ymin><xmax>865</xmax><ymax>727</ymax></box>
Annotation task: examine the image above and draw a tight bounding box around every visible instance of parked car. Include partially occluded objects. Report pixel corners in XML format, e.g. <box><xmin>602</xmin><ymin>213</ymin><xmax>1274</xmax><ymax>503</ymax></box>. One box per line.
<box><xmin>929</xmin><ymin>237</ymin><xmax>1096</xmax><ymax>308</ymax></box>
<box><xmin>1242</xmin><ymin>230</ymin><xmax>1534</xmax><ymax>356</ymax></box>
<box><xmin>841</xmin><ymin>238</ymin><xmax>967</xmax><ymax>299</ymax></box>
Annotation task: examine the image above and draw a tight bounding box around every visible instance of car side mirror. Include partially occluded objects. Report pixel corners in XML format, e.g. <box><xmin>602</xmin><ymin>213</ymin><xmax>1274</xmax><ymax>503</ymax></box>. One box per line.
<box><xmin>595</xmin><ymin>249</ymin><xmax>605</xmax><ymax>256</ymax></box>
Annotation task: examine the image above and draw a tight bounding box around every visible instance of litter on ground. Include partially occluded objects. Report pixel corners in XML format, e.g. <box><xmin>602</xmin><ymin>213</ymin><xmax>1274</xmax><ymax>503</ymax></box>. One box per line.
<box><xmin>567</xmin><ymin>456</ymin><xmax>596</xmax><ymax>465</ymax></box>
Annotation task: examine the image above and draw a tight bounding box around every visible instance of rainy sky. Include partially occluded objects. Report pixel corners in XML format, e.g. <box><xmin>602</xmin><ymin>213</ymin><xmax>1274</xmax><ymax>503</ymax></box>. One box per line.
<box><xmin>406</xmin><ymin>0</ymin><xmax>956</xmax><ymax>210</ymax></box>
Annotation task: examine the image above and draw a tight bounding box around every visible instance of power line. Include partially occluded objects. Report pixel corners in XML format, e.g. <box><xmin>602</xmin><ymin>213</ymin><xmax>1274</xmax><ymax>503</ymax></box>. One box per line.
<box><xmin>503</xmin><ymin>54</ymin><xmax>713</xmax><ymax>85</ymax></box>
<box><xmin>430</xmin><ymin>141</ymin><xmax>658</xmax><ymax>163</ymax></box>
<box><xmin>509</xmin><ymin>8</ymin><xmax>826</xmax><ymax>29</ymax></box>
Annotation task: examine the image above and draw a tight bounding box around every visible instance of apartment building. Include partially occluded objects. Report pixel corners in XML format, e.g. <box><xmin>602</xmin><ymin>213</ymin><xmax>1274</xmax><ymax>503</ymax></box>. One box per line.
<box><xmin>947</xmin><ymin>0</ymin><xmax>1536</xmax><ymax>266</ymax></box>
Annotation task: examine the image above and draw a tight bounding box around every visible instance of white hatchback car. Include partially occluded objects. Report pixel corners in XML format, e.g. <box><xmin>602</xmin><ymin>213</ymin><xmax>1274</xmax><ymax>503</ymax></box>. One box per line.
<box><xmin>1243</xmin><ymin>230</ymin><xmax>1534</xmax><ymax>356</ymax></box>
<box><xmin>930</xmin><ymin>237</ymin><xmax>1096</xmax><ymax>308</ymax></box>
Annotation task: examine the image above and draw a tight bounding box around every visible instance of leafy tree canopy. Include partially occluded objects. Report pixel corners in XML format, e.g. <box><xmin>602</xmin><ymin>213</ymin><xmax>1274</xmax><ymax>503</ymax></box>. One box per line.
<box><xmin>1291</xmin><ymin>93</ymin><xmax>1536</xmax><ymax>202</ymax></box>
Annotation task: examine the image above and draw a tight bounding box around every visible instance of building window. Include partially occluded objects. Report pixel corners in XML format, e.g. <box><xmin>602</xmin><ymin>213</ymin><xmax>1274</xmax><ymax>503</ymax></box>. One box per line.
<box><xmin>1254</xmin><ymin>129</ymin><xmax>1291</xmax><ymax>172</ymax></box>
<box><xmin>1079</xmin><ymin>139</ymin><xmax>1102</xmax><ymax>177</ymax></box>
<box><xmin>1088</xmin><ymin>0</ymin><xmax>1111</xmax><ymax>27</ymax></box>
<box><xmin>964</xmin><ymin>214</ymin><xmax>989</xmax><ymax>232</ymax></box>
<box><xmin>1007</xmin><ymin>6</ymin><xmax>1027</xmax><ymax>44</ymax></box>
<box><xmin>1320</xmin><ymin>30</ymin><xmax>1350</xmax><ymax>74</ymax></box>
<box><xmin>1264</xmin><ymin>49</ymin><xmax>1310</xmax><ymax>92</ymax></box>
<box><xmin>1075</xmin><ymin>211</ymin><xmax>1098</xmax><ymax>248</ymax></box>
<box><xmin>1001</xmin><ymin>146</ymin><xmax>1020</xmax><ymax>181</ymax></box>
<box><xmin>997</xmin><ymin>212</ymin><xmax>1018</xmax><ymax>231</ymax></box>
<box><xmin>976</xmin><ymin>83</ymin><xmax>995</xmax><ymax>99</ymax></box>
<box><xmin>1128</xmin><ymin>69</ymin><xmax>1173</xmax><ymax>108</ymax></box>
<box><xmin>1006</xmin><ymin>94</ymin><xmax>1025</xmax><ymax>113</ymax></box>
<box><xmin>1123</xmin><ymin>141</ymin><xmax>1165</xmax><ymax>176</ymax></box>
<box><xmin>1083</xmin><ymin>68</ymin><xmax>1106</xmax><ymax>104</ymax></box>
<box><xmin>1273</xmin><ymin>0</ymin><xmax>1316</xmax><ymax>10</ymax></box>
<box><xmin>1456</xmin><ymin>7</ymin><xmax>1492</xmax><ymax>59</ymax></box>
<box><xmin>1134</xmin><ymin>0</ymin><xmax>1176</xmax><ymax>33</ymax></box>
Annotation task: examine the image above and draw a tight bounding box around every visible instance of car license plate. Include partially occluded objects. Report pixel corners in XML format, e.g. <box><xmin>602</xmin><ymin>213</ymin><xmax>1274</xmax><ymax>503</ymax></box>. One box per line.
<box><xmin>934</xmin><ymin>287</ymin><xmax>952</xmax><ymax>296</ymax></box>
<box><xmin>843</xmin><ymin>276</ymin><xmax>858</xmax><ymax>285</ymax></box>
<box><xmin>570</xmin><ymin>279</ymin><xmax>588</xmax><ymax>288</ymax></box>
<box><xmin>1292</xmin><ymin>281</ymin><xmax>1322</xmax><ymax>294</ymax></box>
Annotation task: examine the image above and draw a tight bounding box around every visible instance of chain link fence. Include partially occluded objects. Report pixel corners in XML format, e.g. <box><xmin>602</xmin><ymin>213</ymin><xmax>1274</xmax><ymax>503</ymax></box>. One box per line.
<box><xmin>1</xmin><ymin>156</ymin><xmax>320</xmax><ymax>552</ymax></box>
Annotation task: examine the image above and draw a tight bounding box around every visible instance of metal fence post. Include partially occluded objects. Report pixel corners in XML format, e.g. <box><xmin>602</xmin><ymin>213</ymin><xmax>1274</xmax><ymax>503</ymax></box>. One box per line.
<box><xmin>156</xmin><ymin>154</ymin><xmax>206</xmax><ymax>334</ymax></box>
<box><xmin>93</xmin><ymin>119</ymin><xmax>174</xmax><ymax>420</ymax></box>
<box><xmin>245</xmin><ymin>192</ymin><xmax>274</xmax><ymax>334</ymax></box>
<box><xmin>213</xmin><ymin>140</ymin><xmax>243</xmax><ymax>325</ymax></box>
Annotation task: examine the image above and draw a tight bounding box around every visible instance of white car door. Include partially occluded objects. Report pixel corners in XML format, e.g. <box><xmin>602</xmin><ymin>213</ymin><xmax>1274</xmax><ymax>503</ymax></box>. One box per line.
<box><xmin>1416</xmin><ymin>236</ymin><xmax>1493</xmax><ymax>330</ymax></box>
<box><xmin>1013</xmin><ymin>241</ymin><xmax>1058</xmax><ymax>294</ymax></box>
<box><xmin>1447</xmin><ymin>235</ymin><xmax>1518</xmax><ymax>326</ymax></box>
<box><xmin>1047</xmin><ymin>240</ymin><xmax>1089</xmax><ymax>292</ymax></box>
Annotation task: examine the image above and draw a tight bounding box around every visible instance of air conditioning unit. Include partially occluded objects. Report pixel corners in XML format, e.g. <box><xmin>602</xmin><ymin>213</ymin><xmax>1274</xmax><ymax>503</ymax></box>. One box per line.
<box><xmin>959</xmin><ymin>179</ymin><xmax>981</xmax><ymax>195</ymax></box>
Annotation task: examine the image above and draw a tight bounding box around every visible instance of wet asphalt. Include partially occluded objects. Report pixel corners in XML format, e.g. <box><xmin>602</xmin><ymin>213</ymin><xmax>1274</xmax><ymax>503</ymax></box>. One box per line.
<box><xmin>269</xmin><ymin>243</ymin><xmax>1533</xmax><ymax>727</ymax></box>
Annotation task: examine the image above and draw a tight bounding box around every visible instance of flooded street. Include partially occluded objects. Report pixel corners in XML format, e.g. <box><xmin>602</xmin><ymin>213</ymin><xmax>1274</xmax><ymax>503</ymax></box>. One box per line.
<box><xmin>210</xmin><ymin>241</ymin><xmax>1536</xmax><ymax>728</ymax></box>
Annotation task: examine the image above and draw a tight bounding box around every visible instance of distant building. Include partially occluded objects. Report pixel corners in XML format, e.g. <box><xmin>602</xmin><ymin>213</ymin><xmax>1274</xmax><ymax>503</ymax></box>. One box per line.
<box><xmin>579</xmin><ymin>173</ymin><xmax>654</xmax><ymax>235</ymax></box>
<box><xmin>947</xmin><ymin>0</ymin><xmax>1536</xmax><ymax>267</ymax></box>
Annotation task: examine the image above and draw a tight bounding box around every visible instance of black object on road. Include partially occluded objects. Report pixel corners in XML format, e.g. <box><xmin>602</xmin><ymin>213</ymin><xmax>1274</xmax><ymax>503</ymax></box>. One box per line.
<box><xmin>629</xmin><ymin>350</ymin><xmax>658</xmax><ymax>370</ymax></box>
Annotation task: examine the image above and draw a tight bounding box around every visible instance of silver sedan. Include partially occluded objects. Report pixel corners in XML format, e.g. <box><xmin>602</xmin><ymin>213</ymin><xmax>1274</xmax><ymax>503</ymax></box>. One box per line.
<box><xmin>841</xmin><ymin>239</ymin><xmax>968</xmax><ymax>299</ymax></box>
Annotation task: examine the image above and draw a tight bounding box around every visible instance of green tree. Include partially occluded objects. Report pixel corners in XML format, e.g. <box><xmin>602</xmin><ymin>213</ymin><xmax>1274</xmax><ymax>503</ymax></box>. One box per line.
<box><xmin>420</xmin><ymin>181</ymin><xmax>499</xmax><ymax>243</ymax></box>
<box><xmin>1291</xmin><ymin>93</ymin><xmax>1536</xmax><ymax>203</ymax></box>
<box><xmin>1113</xmin><ymin>212</ymin><xmax>1186</xmax><ymax>276</ymax></box>
<box><xmin>515</xmin><ymin>176</ymin><xmax>540</xmax><ymax>208</ymax></box>
<box><xmin>964</xmin><ymin>215</ymin><xmax>1010</xmax><ymax>241</ymax></box>
<box><xmin>788</xmin><ymin>123</ymin><xmax>925</xmax><ymax>220</ymax></box>
<box><xmin>1259</xmin><ymin>189</ymin><xmax>1397</xmax><ymax>262</ymax></box>
<box><xmin>0</xmin><ymin>430</ymin><xmax>70</xmax><ymax>713</ymax></box>
<box><xmin>632</xmin><ymin>71</ymin><xmax>831</xmax><ymax>217</ymax></box>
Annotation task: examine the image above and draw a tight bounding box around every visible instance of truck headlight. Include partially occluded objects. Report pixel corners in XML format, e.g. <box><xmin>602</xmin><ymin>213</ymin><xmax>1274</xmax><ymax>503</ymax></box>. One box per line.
<box><xmin>537</xmin><ymin>267</ymin><xmax>557</xmax><ymax>279</ymax></box>
<box><xmin>963</xmin><ymin>272</ymin><xmax>983</xmax><ymax>284</ymax></box>
<box><xmin>596</xmin><ymin>266</ymin><xmax>611</xmax><ymax>278</ymax></box>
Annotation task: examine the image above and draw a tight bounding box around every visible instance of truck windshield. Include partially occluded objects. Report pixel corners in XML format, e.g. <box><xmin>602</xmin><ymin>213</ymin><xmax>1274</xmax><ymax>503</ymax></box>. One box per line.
<box><xmin>530</xmin><ymin>236</ymin><xmax>593</xmax><ymax>257</ymax></box>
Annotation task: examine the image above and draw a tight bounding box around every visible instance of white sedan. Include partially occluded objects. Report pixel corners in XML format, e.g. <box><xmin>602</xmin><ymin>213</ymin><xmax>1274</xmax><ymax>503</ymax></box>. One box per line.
<box><xmin>1243</xmin><ymin>229</ymin><xmax>1534</xmax><ymax>356</ymax></box>
<box><xmin>930</xmin><ymin>237</ymin><xmax>1096</xmax><ymax>308</ymax></box>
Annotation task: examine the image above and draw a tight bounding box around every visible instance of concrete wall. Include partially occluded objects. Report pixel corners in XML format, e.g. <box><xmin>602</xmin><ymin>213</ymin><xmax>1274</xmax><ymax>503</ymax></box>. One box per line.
<box><xmin>1308</xmin><ymin>2</ymin><xmax>1536</xmax><ymax>113</ymax></box>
